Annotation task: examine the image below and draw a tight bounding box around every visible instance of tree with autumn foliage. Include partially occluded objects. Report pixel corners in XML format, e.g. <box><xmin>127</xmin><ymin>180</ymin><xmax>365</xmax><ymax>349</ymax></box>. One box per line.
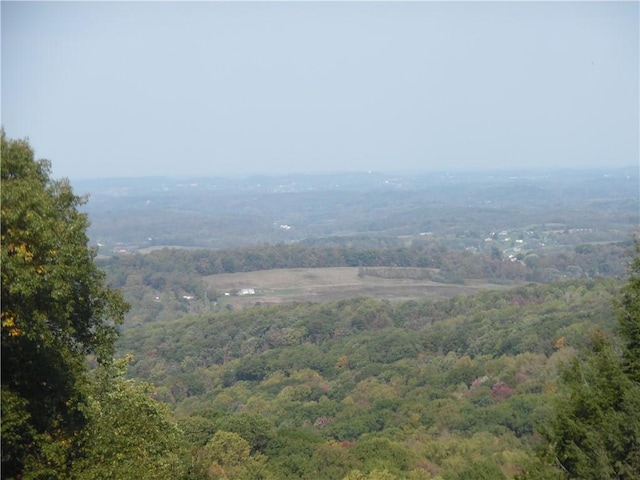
<box><xmin>1</xmin><ymin>132</ymin><xmax>128</xmax><ymax>477</ymax></box>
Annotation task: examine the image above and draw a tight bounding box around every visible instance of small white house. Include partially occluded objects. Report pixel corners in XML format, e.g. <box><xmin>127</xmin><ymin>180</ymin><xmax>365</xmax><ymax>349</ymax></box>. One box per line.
<box><xmin>238</xmin><ymin>288</ymin><xmax>256</xmax><ymax>296</ymax></box>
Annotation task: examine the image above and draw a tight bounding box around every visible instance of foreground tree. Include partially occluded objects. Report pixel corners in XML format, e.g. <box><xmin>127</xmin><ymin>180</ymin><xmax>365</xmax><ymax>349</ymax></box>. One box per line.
<box><xmin>547</xmin><ymin>332</ymin><xmax>639</xmax><ymax>478</ymax></box>
<box><xmin>71</xmin><ymin>357</ymin><xmax>188</xmax><ymax>479</ymax></box>
<box><xmin>619</xmin><ymin>241</ymin><xmax>640</xmax><ymax>383</ymax></box>
<box><xmin>1</xmin><ymin>132</ymin><xmax>128</xmax><ymax>477</ymax></box>
<box><xmin>522</xmin><ymin>241</ymin><xmax>640</xmax><ymax>479</ymax></box>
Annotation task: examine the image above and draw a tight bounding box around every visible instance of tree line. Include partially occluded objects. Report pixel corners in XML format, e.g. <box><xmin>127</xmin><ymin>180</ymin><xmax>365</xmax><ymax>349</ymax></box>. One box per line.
<box><xmin>101</xmin><ymin>241</ymin><xmax>631</xmax><ymax>281</ymax></box>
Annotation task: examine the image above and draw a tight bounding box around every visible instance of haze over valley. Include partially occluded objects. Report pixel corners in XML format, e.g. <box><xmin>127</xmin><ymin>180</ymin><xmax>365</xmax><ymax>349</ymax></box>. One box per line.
<box><xmin>2</xmin><ymin>1</ymin><xmax>639</xmax><ymax>478</ymax></box>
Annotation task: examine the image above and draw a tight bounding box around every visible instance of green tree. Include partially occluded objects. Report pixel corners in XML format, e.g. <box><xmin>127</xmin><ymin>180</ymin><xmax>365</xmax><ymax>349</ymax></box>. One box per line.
<box><xmin>351</xmin><ymin>437</ymin><xmax>415</xmax><ymax>475</ymax></box>
<box><xmin>619</xmin><ymin>241</ymin><xmax>640</xmax><ymax>383</ymax></box>
<box><xmin>178</xmin><ymin>415</ymin><xmax>220</xmax><ymax>448</ymax></box>
<box><xmin>195</xmin><ymin>431</ymin><xmax>273</xmax><ymax>479</ymax></box>
<box><xmin>310</xmin><ymin>441</ymin><xmax>361</xmax><ymax>480</ymax></box>
<box><xmin>343</xmin><ymin>468</ymin><xmax>399</xmax><ymax>480</ymax></box>
<box><xmin>198</xmin><ymin>431</ymin><xmax>251</xmax><ymax>477</ymax></box>
<box><xmin>264</xmin><ymin>428</ymin><xmax>321</xmax><ymax>478</ymax></box>
<box><xmin>1</xmin><ymin>132</ymin><xmax>128</xmax><ymax>478</ymax></box>
<box><xmin>215</xmin><ymin>413</ymin><xmax>275</xmax><ymax>454</ymax></box>
<box><xmin>525</xmin><ymin>242</ymin><xmax>640</xmax><ymax>479</ymax></box>
<box><xmin>445</xmin><ymin>459</ymin><xmax>506</xmax><ymax>480</ymax></box>
<box><xmin>71</xmin><ymin>358</ymin><xmax>188</xmax><ymax>479</ymax></box>
<box><xmin>542</xmin><ymin>333</ymin><xmax>639</xmax><ymax>479</ymax></box>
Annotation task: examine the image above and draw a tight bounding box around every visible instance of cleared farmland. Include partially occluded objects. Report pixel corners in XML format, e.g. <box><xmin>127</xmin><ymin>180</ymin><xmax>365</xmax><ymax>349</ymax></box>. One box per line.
<box><xmin>203</xmin><ymin>267</ymin><xmax>518</xmax><ymax>308</ymax></box>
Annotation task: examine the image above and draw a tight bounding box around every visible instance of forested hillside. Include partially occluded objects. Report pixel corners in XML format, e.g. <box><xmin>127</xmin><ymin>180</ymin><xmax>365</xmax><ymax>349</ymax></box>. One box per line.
<box><xmin>114</xmin><ymin>276</ymin><xmax>631</xmax><ymax>478</ymax></box>
<box><xmin>3</xmin><ymin>132</ymin><xmax>638</xmax><ymax>479</ymax></box>
<box><xmin>5</xmin><ymin>0</ymin><xmax>639</xmax><ymax>477</ymax></box>
<box><xmin>92</xmin><ymin>170</ymin><xmax>637</xmax><ymax>478</ymax></box>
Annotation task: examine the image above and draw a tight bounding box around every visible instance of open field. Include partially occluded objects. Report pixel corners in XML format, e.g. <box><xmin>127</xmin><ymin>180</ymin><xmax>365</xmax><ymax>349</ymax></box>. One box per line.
<box><xmin>204</xmin><ymin>267</ymin><xmax>520</xmax><ymax>308</ymax></box>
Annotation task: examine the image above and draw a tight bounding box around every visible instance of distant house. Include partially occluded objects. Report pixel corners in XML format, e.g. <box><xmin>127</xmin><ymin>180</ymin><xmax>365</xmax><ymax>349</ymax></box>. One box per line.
<box><xmin>112</xmin><ymin>244</ymin><xmax>140</xmax><ymax>255</ymax></box>
<box><xmin>182</xmin><ymin>295</ymin><xmax>195</xmax><ymax>300</ymax></box>
<box><xmin>238</xmin><ymin>288</ymin><xmax>256</xmax><ymax>295</ymax></box>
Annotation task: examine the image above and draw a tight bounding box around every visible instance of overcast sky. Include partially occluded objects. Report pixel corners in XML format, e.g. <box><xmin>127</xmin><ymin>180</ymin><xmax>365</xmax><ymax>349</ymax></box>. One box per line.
<box><xmin>2</xmin><ymin>1</ymin><xmax>638</xmax><ymax>179</ymax></box>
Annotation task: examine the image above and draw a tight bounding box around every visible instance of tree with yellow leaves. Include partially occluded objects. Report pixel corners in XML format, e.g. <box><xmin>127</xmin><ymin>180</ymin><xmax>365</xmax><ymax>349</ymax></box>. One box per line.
<box><xmin>1</xmin><ymin>132</ymin><xmax>128</xmax><ymax>478</ymax></box>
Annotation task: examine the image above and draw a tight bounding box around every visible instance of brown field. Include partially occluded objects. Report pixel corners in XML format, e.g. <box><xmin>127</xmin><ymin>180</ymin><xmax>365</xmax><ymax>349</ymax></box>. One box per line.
<box><xmin>203</xmin><ymin>267</ymin><xmax>518</xmax><ymax>308</ymax></box>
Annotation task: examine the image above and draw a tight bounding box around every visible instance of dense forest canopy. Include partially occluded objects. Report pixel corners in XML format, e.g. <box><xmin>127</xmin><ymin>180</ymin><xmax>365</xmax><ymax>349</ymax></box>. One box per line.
<box><xmin>112</xmin><ymin>258</ymin><xmax>639</xmax><ymax>479</ymax></box>
<box><xmin>2</xmin><ymin>133</ymin><xmax>639</xmax><ymax>479</ymax></box>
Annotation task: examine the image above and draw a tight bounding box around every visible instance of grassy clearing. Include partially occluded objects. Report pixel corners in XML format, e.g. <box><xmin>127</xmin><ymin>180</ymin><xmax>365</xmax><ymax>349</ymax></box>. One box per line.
<box><xmin>204</xmin><ymin>267</ymin><xmax>519</xmax><ymax>308</ymax></box>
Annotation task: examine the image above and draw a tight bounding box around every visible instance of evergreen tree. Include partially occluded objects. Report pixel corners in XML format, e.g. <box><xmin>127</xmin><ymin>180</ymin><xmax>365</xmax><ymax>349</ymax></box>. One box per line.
<box><xmin>524</xmin><ymin>240</ymin><xmax>640</xmax><ymax>479</ymax></box>
<box><xmin>549</xmin><ymin>332</ymin><xmax>638</xmax><ymax>478</ymax></box>
<box><xmin>619</xmin><ymin>241</ymin><xmax>640</xmax><ymax>383</ymax></box>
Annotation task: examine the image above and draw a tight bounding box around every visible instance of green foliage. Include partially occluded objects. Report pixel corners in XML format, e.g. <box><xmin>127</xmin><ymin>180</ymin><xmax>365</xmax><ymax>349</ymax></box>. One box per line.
<box><xmin>191</xmin><ymin>428</ymin><xmax>273</xmax><ymax>479</ymax></box>
<box><xmin>99</xmin><ymin>239</ymin><xmax>632</xmax><ymax>326</ymax></box>
<box><xmin>1</xmin><ymin>132</ymin><xmax>128</xmax><ymax>478</ymax></box>
<box><xmin>113</xmin><ymin>275</ymin><xmax>627</xmax><ymax>478</ymax></box>
<box><xmin>198</xmin><ymin>431</ymin><xmax>250</xmax><ymax>474</ymax></box>
<box><xmin>178</xmin><ymin>415</ymin><xmax>220</xmax><ymax>448</ymax></box>
<box><xmin>0</xmin><ymin>389</ymin><xmax>35</xmax><ymax>478</ymax></box>
<box><xmin>527</xmin><ymin>242</ymin><xmax>640</xmax><ymax>479</ymax></box>
<box><xmin>351</xmin><ymin>436</ymin><xmax>415</xmax><ymax>475</ymax></box>
<box><xmin>97</xmin><ymin>214</ymin><xmax>635</xmax><ymax>479</ymax></box>
<box><xmin>445</xmin><ymin>459</ymin><xmax>507</xmax><ymax>480</ymax></box>
<box><xmin>264</xmin><ymin>428</ymin><xmax>322</xmax><ymax>478</ymax></box>
<box><xmin>619</xmin><ymin>240</ymin><xmax>640</xmax><ymax>382</ymax></box>
<box><xmin>343</xmin><ymin>469</ymin><xmax>400</xmax><ymax>480</ymax></box>
<box><xmin>71</xmin><ymin>358</ymin><xmax>189</xmax><ymax>479</ymax></box>
<box><xmin>4</xmin><ymin>134</ymin><xmax>638</xmax><ymax>479</ymax></box>
<box><xmin>538</xmin><ymin>333</ymin><xmax>640</xmax><ymax>478</ymax></box>
<box><xmin>215</xmin><ymin>413</ymin><xmax>275</xmax><ymax>454</ymax></box>
<box><xmin>310</xmin><ymin>441</ymin><xmax>361</xmax><ymax>480</ymax></box>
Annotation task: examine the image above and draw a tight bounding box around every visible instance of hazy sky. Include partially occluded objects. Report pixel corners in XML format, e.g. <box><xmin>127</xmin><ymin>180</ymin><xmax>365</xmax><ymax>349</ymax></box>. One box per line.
<box><xmin>2</xmin><ymin>1</ymin><xmax>638</xmax><ymax>179</ymax></box>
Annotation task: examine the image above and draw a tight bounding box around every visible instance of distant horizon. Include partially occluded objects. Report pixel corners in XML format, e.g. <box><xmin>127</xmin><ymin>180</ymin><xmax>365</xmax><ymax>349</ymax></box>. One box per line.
<box><xmin>3</xmin><ymin>1</ymin><xmax>638</xmax><ymax>179</ymax></box>
<box><xmin>66</xmin><ymin>164</ymin><xmax>639</xmax><ymax>183</ymax></box>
